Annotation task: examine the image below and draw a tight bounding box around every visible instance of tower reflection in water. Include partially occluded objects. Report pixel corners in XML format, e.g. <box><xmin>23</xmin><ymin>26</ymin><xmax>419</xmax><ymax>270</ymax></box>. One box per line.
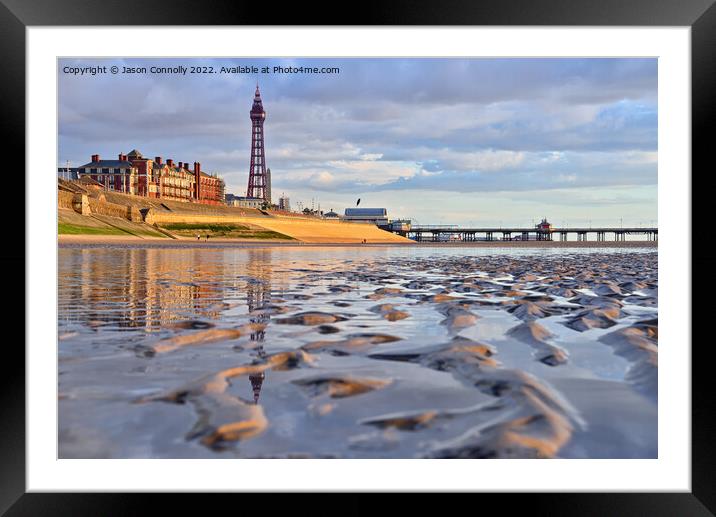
<box><xmin>245</xmin><ymin>250</ymin><xmax>272</xmax><ymax>404</ymax></box>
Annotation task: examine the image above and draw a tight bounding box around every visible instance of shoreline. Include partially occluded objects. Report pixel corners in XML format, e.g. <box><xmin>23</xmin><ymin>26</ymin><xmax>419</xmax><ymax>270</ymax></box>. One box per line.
<box><xmin>58</xmin><ymin>234</ymin><xmax>658</xmax><ymax>249</ymax></box>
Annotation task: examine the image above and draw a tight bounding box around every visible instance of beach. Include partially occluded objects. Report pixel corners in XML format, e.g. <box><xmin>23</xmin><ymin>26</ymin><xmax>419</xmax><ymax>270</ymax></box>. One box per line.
<box><xmin>58</xmin><ymin>245</ymin><xmax>657</xmax><ymax>458</ymax></box>
<box><xmin>58</xmin><ymin>234</ymin><xmax>657</xmax><ymax>249</ymax></box>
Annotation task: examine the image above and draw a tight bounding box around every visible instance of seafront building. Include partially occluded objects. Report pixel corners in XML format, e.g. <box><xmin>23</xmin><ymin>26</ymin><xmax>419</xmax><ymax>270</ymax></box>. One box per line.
<box><xmin>339</xmin><ymin>208</ymin><xmax>411</xmax><ymax>232</ymax></box>
<box><xmin>74</xmin><ymin>149</ymin><xmax>225</xmax><ymax>206</ymax></box>
<box><xmin>278</xmin><ymin>194</ymin><xmax>290</xmax><ymax>212</ymax></box>
<box><xmin>343</xmin><ymin>207</ymin><xmax>389</xmax><ymax>226</ymax></box>
<box><xmin>226</xmin><ymin>194</ymin><xmax>264</xmax><ymax>209</ymax></box>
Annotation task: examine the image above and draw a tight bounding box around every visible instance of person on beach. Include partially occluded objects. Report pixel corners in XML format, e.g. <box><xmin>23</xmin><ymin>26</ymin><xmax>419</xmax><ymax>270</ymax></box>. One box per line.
<box><xmin>197</xmin><ymin>234</ymin><xmax>200</xmax><ymax>240</ymax></box>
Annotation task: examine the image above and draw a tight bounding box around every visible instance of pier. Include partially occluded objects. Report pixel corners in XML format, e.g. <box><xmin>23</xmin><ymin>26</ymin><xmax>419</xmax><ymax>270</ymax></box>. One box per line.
<box><xmin>395</xmin><ymin>225</ymin><xmax>658</xmax><ymax>242</ymax></box>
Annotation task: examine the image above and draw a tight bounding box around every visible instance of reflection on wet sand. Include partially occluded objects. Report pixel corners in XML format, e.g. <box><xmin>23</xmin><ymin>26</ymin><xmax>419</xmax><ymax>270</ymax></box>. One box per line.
<box><xmin>246</xmin><ymin>250</ymin><xmax>271</xmax><ymax>404</ymax></box>
<box><xmin>58</xmin><ymin>247</ymin><xmax>657</xmax><ymax>459</ymax></box>
<box><xmin>59</xmin><ymin>248</ymin><xmax>289</xmax><ymax>330</ymax></box>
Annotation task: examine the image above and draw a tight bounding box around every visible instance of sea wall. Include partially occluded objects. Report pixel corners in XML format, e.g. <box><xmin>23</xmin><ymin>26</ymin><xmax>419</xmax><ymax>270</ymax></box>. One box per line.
<box><xmin>60</xmin><ymin>190</ymin><xmax>144</xmax><ymax>223</ymax></box>
<box><xmin>144</xmin><ymin>210</ymin><xmax>413</xmax><ymax>244</ymax></box>
<box><xmin>252</xmin><ymin>217</ymin><xmax>413</xmax><ymax>244</ymax></box>
<box><xmin>87</xmin><ymin>196</ymin><xmax>136</xmax><ymax>220</ymax></box>
<box><xmin>58</xmin><ymin>185</ymin><xmax>412</xmax><ymax>244</ymax></box>
<box><xmin>71</xmin><ymin>193</ymin><xmax>91</xmax><ymax>215</ymax></box>
<box><xmin>58</xmin><ymin>190</ymin><xmax>75</xmax><ymax>210</ymax></box>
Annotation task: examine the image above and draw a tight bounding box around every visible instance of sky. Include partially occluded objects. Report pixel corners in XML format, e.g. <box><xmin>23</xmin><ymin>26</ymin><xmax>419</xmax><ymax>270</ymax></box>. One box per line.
<box><xmin>58</xmin><ymin>57</ymin><xmax>657</xmax><ymax>227</ymax></box>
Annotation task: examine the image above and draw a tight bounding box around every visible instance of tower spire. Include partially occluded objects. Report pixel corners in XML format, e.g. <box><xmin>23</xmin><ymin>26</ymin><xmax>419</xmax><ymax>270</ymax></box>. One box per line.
<box><xmin>248</xmin><ymin>370</ymin><xmax>265</xmax><ymax>404</ymax></box>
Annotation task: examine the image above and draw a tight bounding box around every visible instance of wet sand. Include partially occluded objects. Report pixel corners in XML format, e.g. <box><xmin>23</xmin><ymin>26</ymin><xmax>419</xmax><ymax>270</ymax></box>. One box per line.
<box><xmin>58</xmin><ymin>234</ymin><xmax>657</xmax><ymax>249</ymax></box>
<box><xmin>58</xmin><ymin>246</ymin><xmax>657</xmax><ymax>458</ymax></box>
<box><xmin>58</xmin><ymin>234</ymin><xmax>297</xmax><ymax>246</ymax></box>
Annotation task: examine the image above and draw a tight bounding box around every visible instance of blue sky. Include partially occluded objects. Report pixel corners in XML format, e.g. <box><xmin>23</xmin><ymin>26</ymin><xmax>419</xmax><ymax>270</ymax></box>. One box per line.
<box><xmin>58</xmin><ymin>58</ymin><xmax>657</xmax><ymax>226</ymax></box>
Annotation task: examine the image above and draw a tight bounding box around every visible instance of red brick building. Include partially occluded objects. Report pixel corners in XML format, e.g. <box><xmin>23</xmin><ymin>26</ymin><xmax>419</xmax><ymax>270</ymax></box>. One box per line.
<box><xmin>76</xmin><ymin>150</ymin><xmax>225</xmax><ymax>205</ymax></box>
<box><xmin>157</xmin><ymin>157</ymin><xmax>194</xmax><ymax>202</ymax></box>
<box><xmin>192</xmin><ymin>161</ymin><xmax>225</xmax><ymax>206</ymax></box>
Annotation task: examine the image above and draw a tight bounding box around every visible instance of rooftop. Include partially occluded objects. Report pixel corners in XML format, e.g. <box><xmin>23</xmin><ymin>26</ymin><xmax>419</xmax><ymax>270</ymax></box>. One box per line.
<box><xmin>344</xmin><ymin>208</ymin><xmax>388</xmax><ymax>217</ymax></box>
<box><xmin>78</xmin><ymin>160</ymin><xmax>133</xmax><ymax>168</ymax></box>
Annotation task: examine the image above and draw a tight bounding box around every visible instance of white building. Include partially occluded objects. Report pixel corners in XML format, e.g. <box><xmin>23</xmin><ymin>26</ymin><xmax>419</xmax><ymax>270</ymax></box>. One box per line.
<box><xmin>227</xmin><ymin>195</ymin><xmax>264</xmax><ymax>209</ymax></box>
<box><xmin>278</xmin><ymin>193</ymin><xmax>291</xmax><ymax>211</ymax></box>
<box><xmin>343</xmin><ymin>208</ymin><xmax>389</xmax><ymax>226</ymax></box>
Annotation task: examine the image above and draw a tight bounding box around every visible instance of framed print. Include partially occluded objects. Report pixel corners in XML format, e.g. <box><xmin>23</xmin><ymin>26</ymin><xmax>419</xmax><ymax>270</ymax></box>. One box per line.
<box><xmin>5</xmin><ymin>0</ymin><xmax>713</xmax><ymax>513</ymax></box>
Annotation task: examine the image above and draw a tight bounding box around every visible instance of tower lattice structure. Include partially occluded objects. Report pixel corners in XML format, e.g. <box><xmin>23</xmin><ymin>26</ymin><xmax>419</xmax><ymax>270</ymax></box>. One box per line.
<box><xmin>246</xmin><ymin>85</ymin><xmax>270</xmax><ymax>202</ymax></box>
<box><xmin>246</xmin><ymin>253</ymin><xmax>269</xmax><ymax>404</ymax></box>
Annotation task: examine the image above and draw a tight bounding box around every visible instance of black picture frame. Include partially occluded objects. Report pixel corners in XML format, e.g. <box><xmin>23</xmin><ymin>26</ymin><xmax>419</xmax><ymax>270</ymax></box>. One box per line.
<box><xmin>4</xmin><ymin>0</ymin><xmax>711</xmax><ymax>513</ymax></box>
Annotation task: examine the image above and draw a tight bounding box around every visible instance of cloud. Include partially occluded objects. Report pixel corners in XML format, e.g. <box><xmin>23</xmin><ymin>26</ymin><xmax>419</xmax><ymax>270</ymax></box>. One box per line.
<box><xmin>370</xmin><ymin>150</ymin><xmax>656</xmax><ymax>193</ymax></box>
<box><xmin>58</xmin><ymin>57</ymin><xmax>657</xmax><ymax>224</ymax></box>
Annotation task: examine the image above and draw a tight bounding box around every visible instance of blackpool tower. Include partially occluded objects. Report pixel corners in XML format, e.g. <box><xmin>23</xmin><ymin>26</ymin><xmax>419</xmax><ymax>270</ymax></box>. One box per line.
<box><xmin>246</xmin><ymin>84</ymin><xmax>271</xmax><ymax>202</ymax></box>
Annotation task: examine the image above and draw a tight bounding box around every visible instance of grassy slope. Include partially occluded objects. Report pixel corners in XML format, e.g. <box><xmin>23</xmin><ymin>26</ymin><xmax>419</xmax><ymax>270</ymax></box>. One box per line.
<box><xmin>58</xmin><ymin>210</ymin><xmax>167</xmax><ymax>238</ymax></box>
<box><xmin>159</xmin><ymin>222</ymin><xmax>294</xmax><ymax>240</ymax></box>
<box><xmin>58</xmin><ymin>223</ymin><xmax>127</xmax><ymax>236</ymax></box>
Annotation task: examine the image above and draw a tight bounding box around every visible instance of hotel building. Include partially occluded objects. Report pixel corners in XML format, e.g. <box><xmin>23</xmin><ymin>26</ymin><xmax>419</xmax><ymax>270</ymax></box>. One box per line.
<box><xmin>75</xmin><ymin>149</ymin><xmax>225</xmax><ymax>206</ymax></box>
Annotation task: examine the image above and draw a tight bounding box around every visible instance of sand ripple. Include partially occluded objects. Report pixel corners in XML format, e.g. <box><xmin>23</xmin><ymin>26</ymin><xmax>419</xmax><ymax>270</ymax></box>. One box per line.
<box><xmin>599</xmin><ymin>321</ymin><xmax>658</xmax><ymax>399</ymax></box>
<box><xmin>507</xmin><ymin>322</ymin><xmax>568</xmax><ymax>366</ymax></box>
<box><xmin>59</xmin><ymin>249</ymin><xmax>657</xmax><ymax>458</ymax></box>
<box><xmin>136</xmin><ymin>349</ymin><xmax>315</xmax><ymax>450</ymax></box>
<box><xmin>275</xmin><ymin>311</ymin><xmax>349</xmax><ymax>325</ymax></box>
